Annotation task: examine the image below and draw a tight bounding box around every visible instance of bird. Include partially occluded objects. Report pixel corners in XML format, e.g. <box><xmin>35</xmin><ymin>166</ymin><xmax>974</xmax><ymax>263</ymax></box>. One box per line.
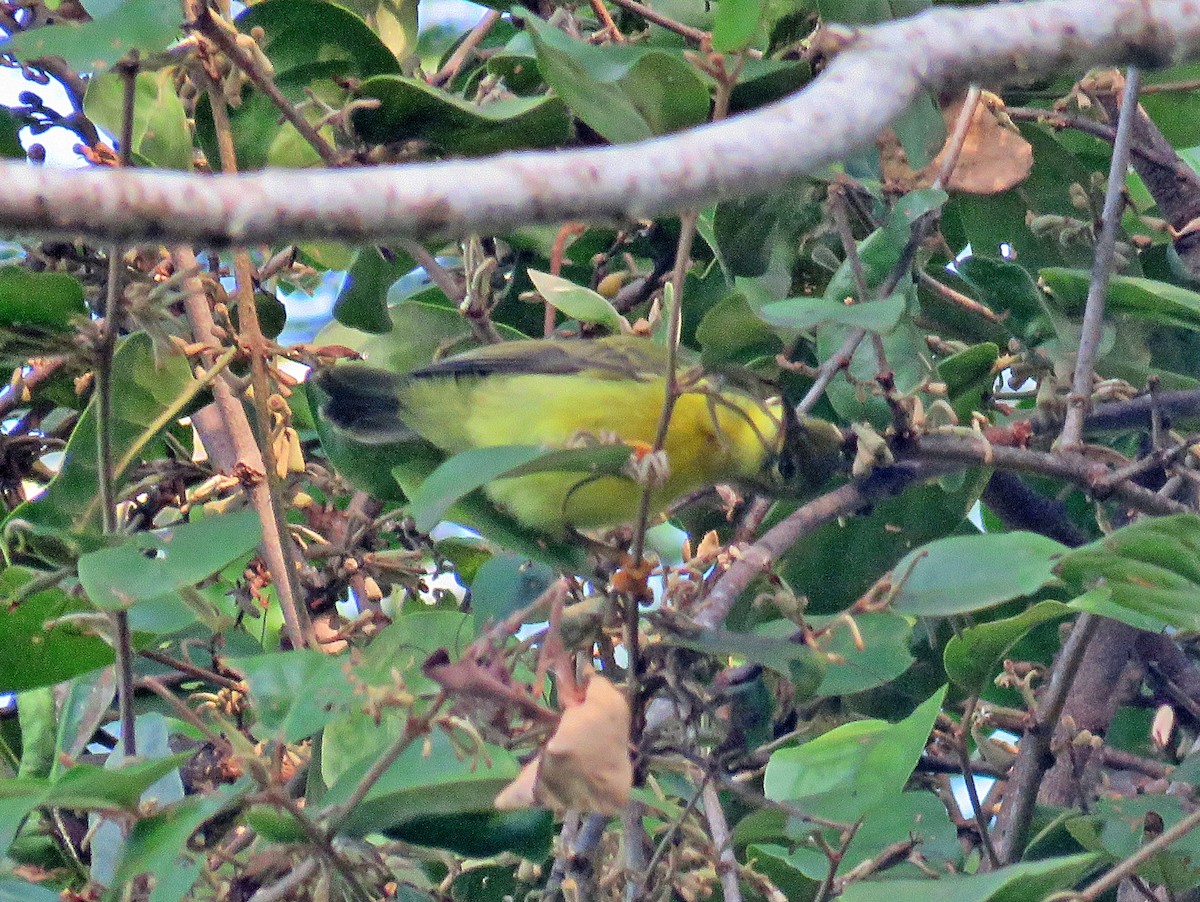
<box><xmin>315</xmin><ymin>336</ymin><xmax>844</xmax><ymax>535</ymax></box>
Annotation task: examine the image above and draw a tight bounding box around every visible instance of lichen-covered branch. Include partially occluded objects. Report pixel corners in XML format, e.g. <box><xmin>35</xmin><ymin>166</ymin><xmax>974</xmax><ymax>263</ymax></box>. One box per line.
<box><xmin>0</xmin><ymin>0</ymin><xmax>1196</xmax><ymax>246</ymax></box>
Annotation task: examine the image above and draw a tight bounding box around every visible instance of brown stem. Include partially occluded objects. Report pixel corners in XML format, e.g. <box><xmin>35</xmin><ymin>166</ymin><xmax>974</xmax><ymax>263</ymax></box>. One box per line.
<box><xmin>202</xmin><ymin>82</ymin><xmax>313</xmax><ymax>649</ymax></box>
<box><xmin>192</xmin><ymin>8</ymin><xmax>340</xmax><ymax>166</ymax></box>
<box><xmin>702</xmin><ymin>781</ymin><xmax>742</xmax><ymax>902</ymax></box>
<box><xmin>603</xmin><ymin>0</ymin><xmax>709</xmax><ymax>45</ymax></box>
<box><xmin>1059</xmin><ymin>68</ymin><xmax>1141</xmax><ymax>449</ymax></box>
<box><xmin>992</xmin><ymin>614</ymin><xmax>1101</xmax><ymax>865</ymax></box>
<box><xmin>429</xmin><ymin>10</ymin><xmax>502</xmax><ymax>86</ymax></box>
<box><xmin>174</xmin><ymin>246</ymin><xmax>310</xmax><ymax>650</ymax></box>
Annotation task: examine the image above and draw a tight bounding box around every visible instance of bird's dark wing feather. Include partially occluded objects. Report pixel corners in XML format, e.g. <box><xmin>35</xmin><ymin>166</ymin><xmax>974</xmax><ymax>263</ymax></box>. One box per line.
<box><xmin>408</xmin><ymin>337</ymin><xmax>671</xmax><ymax>382</ymax></box>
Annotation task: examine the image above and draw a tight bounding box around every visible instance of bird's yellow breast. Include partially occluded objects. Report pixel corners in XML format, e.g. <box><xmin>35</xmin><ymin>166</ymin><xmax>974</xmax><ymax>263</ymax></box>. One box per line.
<box><xmin>400</xmin><ymin>372</ymin><xmax>781</xmax><ymax>531</ymax></box>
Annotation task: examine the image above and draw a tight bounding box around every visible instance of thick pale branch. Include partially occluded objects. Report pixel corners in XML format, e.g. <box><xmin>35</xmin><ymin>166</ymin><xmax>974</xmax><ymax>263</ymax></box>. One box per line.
<box><xmin>1</xmin><ymin>0</ymin><xmax>1197</xmax><ymax>245</ymax></box>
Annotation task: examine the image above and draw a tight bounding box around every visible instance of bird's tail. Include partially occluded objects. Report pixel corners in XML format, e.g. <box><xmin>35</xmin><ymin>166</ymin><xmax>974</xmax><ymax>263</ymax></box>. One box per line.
<box><xmin>314</xmin><ymin>364</ymin><xmax>417</xmax><ymax>444</ymax></box>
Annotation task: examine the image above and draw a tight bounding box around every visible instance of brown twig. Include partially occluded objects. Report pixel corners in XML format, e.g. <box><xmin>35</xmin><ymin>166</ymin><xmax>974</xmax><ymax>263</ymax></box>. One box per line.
<box><xmin>917</xmin><ymin>271</ymin><xmax>1001</xmax><ymax>322</ymax></box>
<box><xmin>1005</xmin><ymin>106</ymin><xmax>1178</xmax><ymax>169</ymax></box>
<box><xmin>97</xmin><ymin>56</ymin><xmax>140</xmax><ymax>758</ymax></box>
<box><xmin>701</xmin><ymin>781</ymin><xmax>742</xmax><ymax>902</ymax></box>
<box><xmin>202</xmin><ymin>81</ymin><xmax>313</xmax><ymax>649</ymax></box>
<box><xmin>603</xmin><ymin>0</ymin><xmax>709</xmax><ymax>44</ymax></box>
<box><xmin>174</xmin><ymin>246</ymin><xmax>310</xmax><ymax>650</ymax></box>
<box><xmin>191</xmin><ymin>6</ymin><xmax>341</xmax><ymax>167</ymax></box>
<box><xmin>912</xmin><ymin>432</ymin><xmax>1188</xmax><ymax>517</ymax></box>
<box><xmin>993</xmin><ymin>614</ymin><xmax>1101</xmax><ymax>865</ymax></box>
<box><xmin>429</xmin><ymin>9</ymin><xmax>502</xmax><ymax>87</ymax></box>
<box><xmin>138</xmin><ymin>649</ymin><xmax>244</xmax><ymax>692</ymax></box>
<box><xmin>1059</xmin><ymin>68</ymin><xmax>1140</xmax><ymax>449</ymax></box>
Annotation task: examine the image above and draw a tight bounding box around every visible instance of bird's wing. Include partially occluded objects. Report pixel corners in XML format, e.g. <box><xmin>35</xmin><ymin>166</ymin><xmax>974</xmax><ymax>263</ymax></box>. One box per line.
<box><xmin>408</xmin><ymin>337</ymin><xmax>672</xmax><ymax>382</ymax></box>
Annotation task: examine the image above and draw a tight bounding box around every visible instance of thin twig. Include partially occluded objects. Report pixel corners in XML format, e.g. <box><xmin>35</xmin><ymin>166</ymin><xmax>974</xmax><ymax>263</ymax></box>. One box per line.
<box><xmin>174</xmin><ymin>247</ymin><xmax>309</xmax><ymax>650</ymax></box>
<box><xmin>913</xmin><ymin>432</ymin><xmax>1188</xmax><ymax>517</ymax></box>
<box><xmin>191</xmin><ymin>6</ymin><xmax>341</xmax><ymax>167</ymax></box>
<box><xmin>917</xmin><ymin>271</ymin><xmax>1001</xmax><ymax>322</ymax></box>
<box><xmin>955</xmin><ymin>695</ymin><xmax>1001</xmax><ymax>868</ymax></box>
<box><xmin>1059</xmin><ymin>67</ymin><xmax>1141</xmax><ymax>449</ymax></box>
<box><xmin>138</xmin><ymin>648</ymin><xmax>244</xmax><ymax>692</ymax></box>
<box><xmin>98</xmin><ymin>57</ymin><xmax>140</xmax><ymax>758</ymax></box>
<box><xmin>695</xmin><ymin>478</ymin><xmax>894</xmax><ymax>629</ymax></box>
<box><xmin>1005</xmin><ymin>106</ymin><xmax>1178</xmax><ymax>169</ymax></box>
<box><xmin>429</xmin><ymin>10</ymin><xmax>502</xmax><ymax>87</ymax></box>
<box><xmin>203</xmin><ymin>82</ymin><xmax>313</xmax><ymax>649</ymax></box>
<box><xmin>702</xmin><ymin>781</ymin><xmax>742</xmax><ymax>902</ymax></box>
<box><xmin>1076</xmin><ymin>804</ymin><xmax>1200</xmax><ymax>900</ymax></box>
<box><xmin>993</xmin><ymin>614</ymin><xmax>1101</xmax><ymax>865</ymax></box>
<box><xmin>603</xmin><ymin>0</ymin><xmax>709</xmax><ymax>44</ymax></box>
<box><xmin>247</xmin><ymin>857</ymin><xmax>319</xmax><ymax>902</ymax></box>
<box><xmin>829</xmin><ymin>186</ymin><xmax>888</xmax><ymax>373</ymax></box>
<box><xmin>631</xmin><ymin>212</ymin><xmax>697</xmax><ymax>566</ymax></box>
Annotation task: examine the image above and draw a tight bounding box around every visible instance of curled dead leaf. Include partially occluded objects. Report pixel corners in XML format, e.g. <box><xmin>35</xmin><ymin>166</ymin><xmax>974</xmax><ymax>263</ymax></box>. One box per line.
<box><xmin>494</xmin><ymin>672</ymin><xmax>633</xmax><ymax>816</ymax></box>
<box><xmin>879</xmin><ymin>94</ymin><xmax>1033</xmax><ymax>195</ymax></box>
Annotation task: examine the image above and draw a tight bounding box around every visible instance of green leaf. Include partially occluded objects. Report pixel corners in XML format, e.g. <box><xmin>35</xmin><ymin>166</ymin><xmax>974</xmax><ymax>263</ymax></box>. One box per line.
<box><xmin>758</xmin><ymin>295</ymin><xmax>906</xmax><ymax>334</ymax></box>
<box><xmin>663</xmin><ymin>625</ymin><xmax>826</xmax><ymax>699</ymax></box>
<box><xmin>5</xmin><ymin>333</ymin><xmax>196</xmax><ymax>542</ymax></box>
<box><xmin>890</xmin><ymin>532</ymin><xmax>1066</xmax><ymax>617</ymax></box>
<box><xmin>352</xmin><ymin>76</ymin><xmax>572</xmax><ymax>154</ymax></box>
<box><xmin>332</xmin><ymin>246</ymin><xmax>417</xmax><ymax>333</ymax></box>
<box><xmin>5</xmin><ymin>0</ymin><xmax>182</xmax><ymax>72</ymax></box>
<box><xmin>712</xmin><ymin>194</ymin><xmax>778</xmax><ymax>279</ymax></box>
<box><xmin>1041</xmin><ymin>268</ymin><xmax>1200</xmax><ymax>332</ymax></box>
<box><xmin>776</xmin><ymin>472</ymin><xmax>989</xmax><ymax>615</ymax></box>
<box><xmin>236</xmin><ymin>650</ymin><xmax>360</xmax><ymax>743</ymax></box>
<box><xmin>1067</xmin><ymin>796</ymin><xmax>1200</xmax><ymax>894</ymax></box>
<box><xmin>83</xmin><ymin>70</ymin><xmax>191</xmax><ymax>170</ymax></box>
<box><xmin>321</xmin><ymin>612</ymin><xmax>477</xmax><ymax>786</ymax></box>
<box><xmin>77</xmin><ymin>509</ymin><xmax>261</xmax><ymax>612</ymax></box>
<box><xmin>16</xmin><ymin>689</ymin><xmax>55</xmax><ymax>779</ymax></box>
<box><xmin>695</xmin><ymin>291</ymin><xmax>784</xmax><ymax>369</ymax></box>
<box><xmin>957</xmin><ymin>255</ymin><xmax>1046</xmax><ymax>327</ymax></box>
<box><xmin>944</xmin><ymin>601</ymin><xmax>1072</xmax><ymax>692</ymax></box>
<box><xmin>803</xmin><ymin>612</ymin><xmax>914</xmax><ymax>697</ymax></box>
<box><xmin>712</xmin><ymin>0</ymin><xmax>765</xmax><ymax>51</ymax></box>
<box><xmin>1056</xmin><ymin>513</ymin><xmax>1200</xmax><ymax>630</ymax></box>
<box><xmin>892</xmin><ymin>91</ymin><xmax>945</xmax><ymax>170</ymax></box>
<box><xmin>729</xmin><ymin>58</ymin><xmax>811</xmax><ymax>114</ymax></box>
<box><xmin>938</xmin><ymin>341</ymin><xmax>1000</xmax><ymax>424</ymax></box>
<box><xmin>337</xmin><ymin>0</ymin><xmax>420</xmax><ymax>61</ymax></box>
<box><xmin>763</xmin><ymin>687</ymin><xmax>945</xmax><ymax>822</ymax></box>
<box><xmin>322</xmin><ymin>730</ymin><xmax>521</xmax><ymax>838</ymax></box>
<box><xmin>523</xmin><ymin>12</ymin><xmax>709</xmax><ymax>143</ymax></box>
<box><xmin>238</xmin><ymin>0</ymin><xmax>402</xmax><ymax>80</ymax></box>
<box><xmin>526</xmin><ymin>269</ymin><xmax>624</xmax><ymax>332</ymax></box>
<box><xmin>384</xmin><ymin>808</ymin><xmax>554</xmax><ymax>859</ymax></box>
<box><xmin>0</xmin><ymin>267</ymin><xmax>85</xmax><ymax>330</ymax></box>
<box><xmin>836</xmin><ymin>854</ymin><xmax>1102</xmax><ymax>902</ymax></box>
<box><xmin>406</xmin><ymin>443</ymin><xmax>634</xmax><ymax>533</ymax></box>
<box><xmin>0</xmin><ymin>567</ymin><xmax>114</xmax><ymax>691</ymax></box>
<box><xmin>0</xmin><ymin>107</ymin><xmax>23</xmax><ymax>160</ymax></box>
<box><xmin>470</xmin><ymin>553</ymin><xmax>556</xmax><ymax>625</ymax></box>
<box><xmin>752</xmin><ymin>791</ymin><xmax>959</xmax><ymax>881</ymax></box>
<box><xmin>109</xmin><ymin>784</ymin><xmax>245</xmax><ymax>902</ymax></box>
<box><xmin>0</xmin><ymin>754</ymin><xmax>193</xmax><ymax>813</ymax></box>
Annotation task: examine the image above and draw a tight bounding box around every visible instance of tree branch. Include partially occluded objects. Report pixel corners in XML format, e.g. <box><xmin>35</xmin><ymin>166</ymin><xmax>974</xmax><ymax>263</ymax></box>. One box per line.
<box><xmin>0</xmin><ymin>1</ymin><xmax>1196</xmax><ymax>245</ymax></box>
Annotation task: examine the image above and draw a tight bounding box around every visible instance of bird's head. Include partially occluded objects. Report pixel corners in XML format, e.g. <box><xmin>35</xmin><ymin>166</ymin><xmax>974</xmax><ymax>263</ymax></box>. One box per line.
<box><xmin>753</xmin><ymin>405</ymin><xmax>846</xmax><ymax>496</ymax></box>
